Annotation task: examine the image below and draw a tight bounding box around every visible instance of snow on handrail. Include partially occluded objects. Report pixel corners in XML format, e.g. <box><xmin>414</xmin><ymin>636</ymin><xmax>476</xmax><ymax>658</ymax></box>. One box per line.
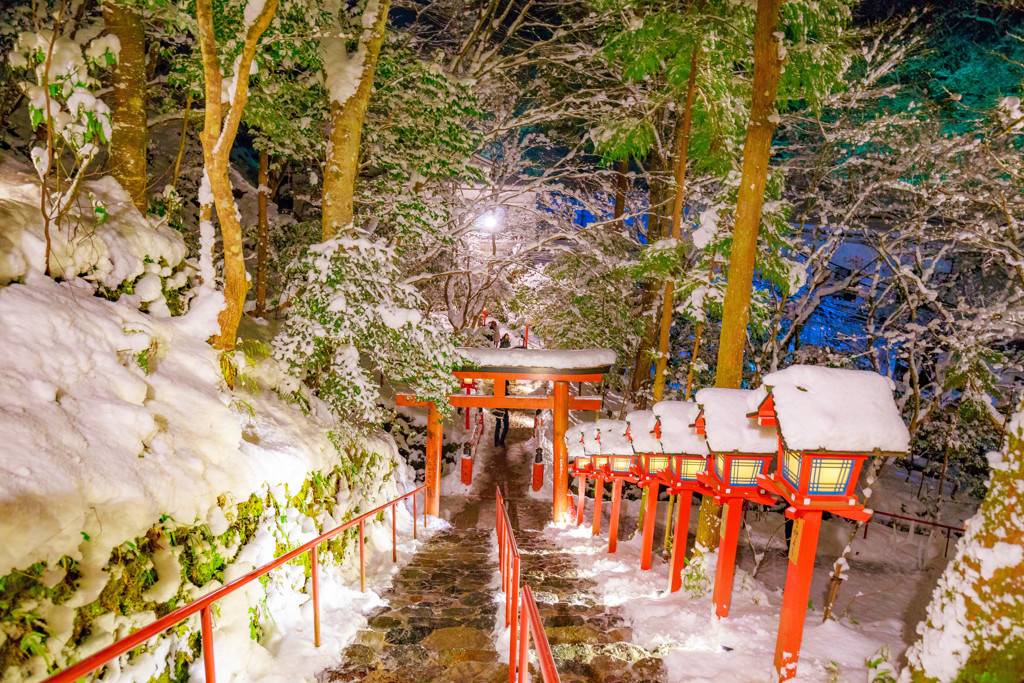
<box><xmin>44</xmin><ymin>485</ymin><xmax>428</xmax><ymax>683</ymax></box>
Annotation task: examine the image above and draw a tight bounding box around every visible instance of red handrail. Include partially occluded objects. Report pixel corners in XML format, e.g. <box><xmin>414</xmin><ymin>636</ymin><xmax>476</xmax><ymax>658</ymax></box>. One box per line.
<box><xmin>496</xmin><ymin>488</ymin><xmax>560</xmax><ymax>682</ymax></box>
<box><xmin>518</xmin><ymin>585</ymin><xmax>560</xmax><ymax>683</ymax></box>
<box><xmin>863</xmin><ymin>509</ymin><xmax>965</xmax><ymax>558</ymax></box>
<box><xmin>45</xmin><ymin>485</ymin><xmax>428</xmax><ymax>683</ymax></box>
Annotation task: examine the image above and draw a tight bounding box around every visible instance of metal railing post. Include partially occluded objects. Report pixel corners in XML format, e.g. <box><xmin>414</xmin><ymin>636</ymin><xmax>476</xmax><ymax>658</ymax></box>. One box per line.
<box><xmin>392</xmin><ymin>503</ymin><xmax>398</xmax><ymax>563</ymax></box>
<box><xmin>311</xmin><ymin>545</ymin><xmax>321</xmax><ymax>647</ymax></box>
<box><xmin>414</xmin><ymin>492</ymin><xmax>418</xmax><ymax>540</ymax></box>
<box><xmin>359</xmin><ymin>519</ymin><xmax>366</xmax><ymax>593</ymax></box>
<box><xmin>201</xmin><ymin>606</ymin><xmax>216</xmax><ymax>683</ymax></box>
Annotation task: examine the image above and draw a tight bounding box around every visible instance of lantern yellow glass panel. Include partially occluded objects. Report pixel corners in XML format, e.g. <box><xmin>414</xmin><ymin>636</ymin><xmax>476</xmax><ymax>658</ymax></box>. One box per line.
<box><xmin>673</xmin><ymin>456</ymin><xmax>705</xmax><ymax>481</ymax></box>
<box><xmin>808</xmin><ymin>457</ymin><xmax>854</xmax><ymax>495</ymax></box>
<box><xmin>575</xmin><ymin>455</ymin><xmax>591</xmax><ymax>470</ymax></box>
<box><xmin>782</xmin><ymin>449</ymin><xmax>801</xmax><ymax>489</ymax></box>
<box><xmin>728</xmin><ymin>457</ymin><xmax>763</xmax><ymax>487</ymax></box>
<box><xmin>611</xmin><ymin>455</ymin><xmax>633</xmax><ymax>474</ymax></box>
<box><xmin>646</xmin><ymin>456</ymin><xmax>670</xmax><ymax>475</ymax></box>
<box><xmin>715</xmin><ymin>453</ymin><xmax>725</xmax><ymax>480</ymax></box>
<box><xmin>593</xmin><ymin>455</ymin><xmax>609</xmax><ymax>470</ymax></box>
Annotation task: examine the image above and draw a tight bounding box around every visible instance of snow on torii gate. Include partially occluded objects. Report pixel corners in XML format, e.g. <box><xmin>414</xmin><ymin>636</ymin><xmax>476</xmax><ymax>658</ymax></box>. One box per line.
<box><xmin>396</xmin><ymin>348</ymin><xmax>615</xmax><ymax>522</ymax></box>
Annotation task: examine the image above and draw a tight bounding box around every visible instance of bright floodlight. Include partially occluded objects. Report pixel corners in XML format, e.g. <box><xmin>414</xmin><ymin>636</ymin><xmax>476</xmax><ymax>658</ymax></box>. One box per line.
<box><xmin>481</xmin><ymin>212</ymin><xmax>499</xmax><ymax>230</ymax></box>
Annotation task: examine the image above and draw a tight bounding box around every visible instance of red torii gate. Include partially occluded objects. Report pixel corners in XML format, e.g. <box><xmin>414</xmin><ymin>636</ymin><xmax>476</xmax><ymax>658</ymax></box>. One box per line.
<box><xmin>396</xmin><ymin>349</ymin><xmax>614</xmax><ymax>522</ymax></box>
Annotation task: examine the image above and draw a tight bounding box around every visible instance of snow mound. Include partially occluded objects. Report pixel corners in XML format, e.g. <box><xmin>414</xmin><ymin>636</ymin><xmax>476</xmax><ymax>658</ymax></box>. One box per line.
<box><xmin>460</xmin><ymin>347</ymin><xmax>616</xmax><ymax>370</ymax></box>
<box><xmin>626</xmin><ymin>410</ymin><xmax>661</xmax><ymax>454</ymax></box>
<box><xmin>0</xmin><ymin>275</ymin><xmax>339</xmax><ymax>577</ymax></box>
<box><xmin>694</xmin><ymin>388</ymin><xmax>777</xmax><ymax>454</ymax></box>
<box><xmin>595</xmin><ymin>419</ymin><xmax>633</xmax><ymax>455</ymax></box>
<box><xmin>0</xmin><ymin>162</ymin><xmax>188</xmax><ymax>289</ymax></box>
<box><xmin>763</xmin><ymin>364</ymin><xmax>910</xmax><ymax>453</ymax></box>
<box><xmin>653</xmin><ymin>401</ymin><xmax>708</xmax><ymax>455</ymax></box>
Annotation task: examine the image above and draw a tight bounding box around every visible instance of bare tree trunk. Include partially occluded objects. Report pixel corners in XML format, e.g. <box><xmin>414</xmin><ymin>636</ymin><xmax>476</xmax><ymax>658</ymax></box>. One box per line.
<box><xmin>103</xmin><ymin>1</ymin><xmax>148</xmax><ymax>210</ymax></box>
<box><xmin>196</xmin><ymin>0</ymin><xmax>279</xmax><ymax>350</ymax></box>
<box><xmin>255</xmin><ymin>149</ymin><xmax>270</xmax><ymax>316</ymax></box>
<box><xmin>613</xmin><ymin>158</ymin><xmax>628</xmax><ymax>230</ymax></box>
<box><xmin>714</xmin><ymin>0</ymin><xmax>785</xmax><ymax>389</ymax></box>
<box><xmin>321</xmin><ymin>0</ymin><xmax>390</xmax><ymax>239</ymax></box>
<box><xmin>652</xmin><ymin>46</ymin><xmax>700</xmax><ymax>402</ymax></box>
<box><xmin>170</xmin><ymin>92</ymin><xmax>192</xmax><ymax>190</ymax></box>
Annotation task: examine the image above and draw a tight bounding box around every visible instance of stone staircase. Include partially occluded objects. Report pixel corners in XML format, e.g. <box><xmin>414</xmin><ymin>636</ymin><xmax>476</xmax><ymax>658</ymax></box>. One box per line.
<box><xmin>318</xmin><ymin>423</ymin><xmax>666</xmax><ymax>682</ymax></box>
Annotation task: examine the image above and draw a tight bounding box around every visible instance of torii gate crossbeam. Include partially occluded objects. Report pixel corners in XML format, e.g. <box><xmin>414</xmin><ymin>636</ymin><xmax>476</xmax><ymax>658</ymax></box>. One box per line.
<box><xmin>397</xmin><ymin>349</ymin><xmax>614</xmax><ymax>523</ymax></box>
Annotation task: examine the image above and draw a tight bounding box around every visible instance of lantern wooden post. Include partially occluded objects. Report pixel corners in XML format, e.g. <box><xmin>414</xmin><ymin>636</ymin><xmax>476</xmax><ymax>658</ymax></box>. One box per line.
<box><xmin>592</xmin><ymin>475</ymin><xmax>604</xmax><ymax>536</ymax></box>
<box><xmin>608</xmin><ymin>478</ymin><xmax>624</xmax><ymax>553</ymax></box>
<box><xmin>640</xmin><ymin>481</ymin><xmax>660</xmax><ymax>570</ymax></box>
<box><xmin>774</xmin><ymin>509</ymin><xmax>823</xmax><ymax>681</ymax></box>
<box><xmin>576</xmin><ymin>475</ymin><xmax>586</xmax><ymax>525</ymax></box>
<box><xmin>667</xmin><ymin>488</ymin><xmax>693</xmax><ymax>592</ymax></box>
<box><xmin>426</xmin><ymin>402</ymin><xmax>443</xmax><ymax>517</ymax></box>
<box><xmin>713</xmin><ymin>499</ymin><xmax>744</xmax><ymax>617</ymax></box>
<box><xmin>553</xmin><ymin>380</ymin><xmax>570</xmax><ymax>522</ymax></box>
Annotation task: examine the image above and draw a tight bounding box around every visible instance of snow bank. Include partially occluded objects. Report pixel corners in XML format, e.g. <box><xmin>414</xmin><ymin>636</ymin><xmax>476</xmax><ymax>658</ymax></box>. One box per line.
<box><xmin>653</xmin><ymin>401</ymin><xmax>708</xmax><ymax>455</ymax></box>
<box><xmin>542</xmin><ymin>523</ymin><xmax>905</xmax><ymax>683</ymax></box>
<box><xmin>762</xmin><ymin>365</ymin><xmax>910</xmax><ymax>454</ymax></box>
<box><xmin>0</xmin><ymin>275</ymin><xmax>334</xmax><ymax>578</ymax></box>
<box><xmin>695</xmin><ymin>388</ymin><xmax>778</xmax><ymax>454</ymax></box>
<box><xmin>0</xmin><ymin>163</ymin><xmax>188</xmax><ymax>291</ymax></box>
<box><xmin>460</xmin><ymin>347</ymin><xmax>616</xmax><ymax>370</ymax></box>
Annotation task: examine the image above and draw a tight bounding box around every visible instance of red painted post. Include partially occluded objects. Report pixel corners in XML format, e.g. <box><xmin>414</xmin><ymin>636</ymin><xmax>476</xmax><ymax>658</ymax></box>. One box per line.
<box><xmin>509</xmin><ymin>555</ymin><xmax>520</xmax><ymax>675</ymax></box>
<box><xmin>426</xmin><ymin>403</ymin><xmax>443</xmax><ymax>517</ymax></box>
<box><xmin>640</xmin><ymin>482</ymin><xmax>660</xmax><ymax>570</ymax></box>
<box><xmin>552</xmin><ymin>381</ymin><xmax>570</xmax><ymax>522</ymax></box>
<box><xmin>774</xmin><ymin>510</ymin><xmax>823</xmax><ymax>682</ymax></box>
<box><xmin>461</xmin><ymin>452</ymin><xmax>474</xmax><ymax>486</ymax></box>
<box><xmin>518</xmin><ymin>596</ymin><xmax>530</xmax><ymax>683</ymax></box>
<box><xmin>358</xmin><ymin>519</ymin><xmax>366</xmax><ymax>593</ymax></box>
<box><xmin>392</xmin><ymin>504</ymin><xmax>397</xmax><ymax>563</ymax></box>
<box><xmin>576</xmin><ymin>476</ymin><xmax>586</xmax><ymax>526</ymax></box>
<box><xmin>667</xmin><ymin>490</ymin><xmax>693</xmax><ymax>593</ymax></box>
<box><xmin>311</xmin><ymin>545</ymin><xmax>321</xmax><ymax>647</ymax></box>
<box><xmin>713</xmin><ymin>500</ymin><xmax>744</xmax><ymax>618</ymax></box>
<box><xmin>608</xmin><ymin>478</ymin><xmax>623</xmax><ymax>553</ymax></box>
<box><xmin>592</xmin><ymin>476</ymin><xmax>604</xmax><ymax>536</ymax></box>
<box><xmin>201</xmin><ymin>606</ymin><xmax>216</xmax><ymax>683</ymax></box>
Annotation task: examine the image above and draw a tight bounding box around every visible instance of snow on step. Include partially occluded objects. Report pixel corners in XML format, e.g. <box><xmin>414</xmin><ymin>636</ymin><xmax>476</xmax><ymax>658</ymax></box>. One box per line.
<box><xmin>652</xmin><ymin>401</ymin><xmax>708</xmax><ymax>455</ymax></box>
<box><xmin>762</xmin><ymin>364</ymin><xmax>910</xmax><ymax>453</ymax></box>
<box><xmin>694</xmin><ymin>388</ymin><xmax>777</xmax><ymax>454</ymax></box>
<box><xmin>460</xmin><ymin>347</ymin><xmax>616</xmax><ymax>369</ymax></box>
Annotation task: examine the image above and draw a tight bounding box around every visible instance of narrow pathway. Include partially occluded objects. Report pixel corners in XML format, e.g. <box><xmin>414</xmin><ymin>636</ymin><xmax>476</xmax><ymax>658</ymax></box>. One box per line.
<box><xmin>319</xmin><ymin>415</ymin><xmax>665</xmax><ymax>682</ymax></box>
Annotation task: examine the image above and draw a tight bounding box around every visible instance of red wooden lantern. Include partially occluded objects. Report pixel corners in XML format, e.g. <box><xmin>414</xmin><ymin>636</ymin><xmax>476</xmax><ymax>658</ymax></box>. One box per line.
<box><xmin>594</xmin><ymin>419</ymin><xmax>636</xmax><ymax>553</ymax></box>
<box><xmin>692</xmin><ymin>388</ymin><xmax>778</xmax><ymax>619</ymax></box>
<box><xmin>748</xmin><ymin>365</ymin><xmax>911</xmax><ymax>683</ymax></box>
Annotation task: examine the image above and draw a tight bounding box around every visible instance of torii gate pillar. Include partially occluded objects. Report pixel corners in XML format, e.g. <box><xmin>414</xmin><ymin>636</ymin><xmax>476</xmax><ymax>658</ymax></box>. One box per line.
<box><xmin>552</xmin><ymin>380</ymin><xmax>570</xmax><ymax>522</ymax></box>
<box><xmin>426</xmin><ymin>403</ymin><xmax>443</xmax><ymax>517</ymax></box>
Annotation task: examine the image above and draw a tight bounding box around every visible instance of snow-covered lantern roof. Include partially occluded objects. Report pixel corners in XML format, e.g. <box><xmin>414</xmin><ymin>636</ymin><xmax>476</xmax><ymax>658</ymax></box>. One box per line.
<box><xmin>595</xmin><ymin>419</ymin><xmax>634</xmax><ymax>476</ymax></box>
<box><xmin>753</xmin><ymin>365</ymin><xmax>910</xmax><ymax>511</ymax></box>
<box><xmin>566</xmin><ymin>423</ymin><xmax>591</xmax><ymax>474</ymax></box>
<box><xmin>693</xmin><ymin>388</ymin><xmax>777</xmax><ymax>502</ymax></box>
<box><xmin>626</xmin><ymin>409</ymin><xmax>670</xmax><ymax>481</ymax></box>
<box><xmin>653</xmin><ymin>401</ymin><xmax>710</xmax><ymax>486</ymax></box>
